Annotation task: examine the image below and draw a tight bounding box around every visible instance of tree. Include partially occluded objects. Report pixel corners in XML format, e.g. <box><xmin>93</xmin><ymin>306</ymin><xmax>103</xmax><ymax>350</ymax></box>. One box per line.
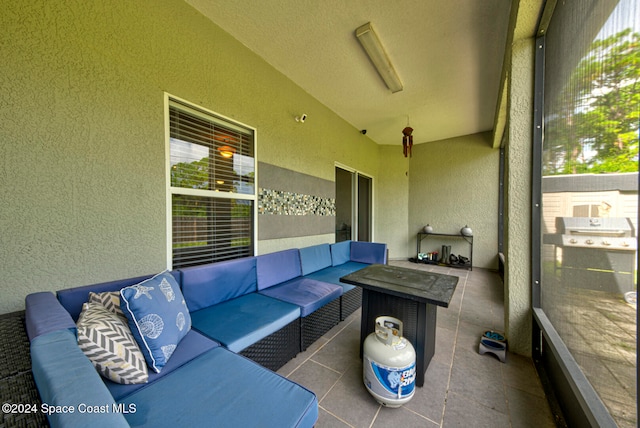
<box><xmin>171</xmin><ymin>157</ymin><xmax>209</xmax><ymax>190</ymax></box>
<box><xmin>543</xmin><ymin>29</ymin><xmax>639</xmax><ymax>175</ymax></box>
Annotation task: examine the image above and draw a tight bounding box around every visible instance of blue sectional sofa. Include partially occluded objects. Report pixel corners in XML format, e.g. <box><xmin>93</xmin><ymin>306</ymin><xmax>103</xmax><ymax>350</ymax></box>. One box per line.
<box><xmin>303</xmin><ymin>241</ymin><xmax>388</xmax><ymax>321</ymax></box>
<box><xmin>25</xmin><ymin>240</ymin><xmax>386</xmax><ymax>427</ymax></box>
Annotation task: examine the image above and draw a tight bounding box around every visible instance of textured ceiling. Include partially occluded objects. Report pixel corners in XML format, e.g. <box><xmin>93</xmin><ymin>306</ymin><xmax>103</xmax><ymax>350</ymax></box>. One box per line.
<box><xmin>186</xmin><ymin>0</ymin><xmax>512</xmax><ymax>146</ymax></box>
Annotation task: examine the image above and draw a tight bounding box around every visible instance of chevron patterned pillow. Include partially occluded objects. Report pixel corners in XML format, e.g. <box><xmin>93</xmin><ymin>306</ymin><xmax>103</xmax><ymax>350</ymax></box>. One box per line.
<box><xmin>88</xmin><ymin>291</ymin><xmax>125</xmax><ymax>318</ymax></box>
<box><xmin>77</xmin><ymin>302</ymin><xmax>148</xmax><ymax>384</ymax></box>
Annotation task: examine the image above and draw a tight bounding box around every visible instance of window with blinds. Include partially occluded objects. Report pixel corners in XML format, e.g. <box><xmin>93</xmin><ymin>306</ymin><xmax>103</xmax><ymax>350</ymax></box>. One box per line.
<box><xmin>167</xmin><ymin>97</ymin><xmax>255</xmax><ymax>269</ymax></box>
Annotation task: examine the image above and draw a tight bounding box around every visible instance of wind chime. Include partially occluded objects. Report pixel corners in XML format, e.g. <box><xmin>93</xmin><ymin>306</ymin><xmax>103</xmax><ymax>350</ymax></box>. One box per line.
<box><xmin>402</xmin><ymin>117</ymin><xmax>413</xmax><ymax>157</ymax></box>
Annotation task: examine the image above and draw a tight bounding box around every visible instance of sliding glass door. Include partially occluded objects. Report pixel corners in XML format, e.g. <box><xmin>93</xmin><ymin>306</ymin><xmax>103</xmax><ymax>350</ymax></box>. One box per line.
<box><xmin>335</xmin><ymin>166</ymin><xmax>372</xmax><ymax>242</ymax></box>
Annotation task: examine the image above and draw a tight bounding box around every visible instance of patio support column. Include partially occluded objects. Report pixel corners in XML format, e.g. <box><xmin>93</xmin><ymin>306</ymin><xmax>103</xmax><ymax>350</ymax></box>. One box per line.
<box><xmin>503</xmin><ymin>36</ymin><xmax>535</xmax><ymax>356</ymax></box>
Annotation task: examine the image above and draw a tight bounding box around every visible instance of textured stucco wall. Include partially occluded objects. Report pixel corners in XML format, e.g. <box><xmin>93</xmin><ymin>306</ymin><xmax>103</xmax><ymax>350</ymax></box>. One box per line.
<box><xmin>408</xmin><ymin>133</ymin><xmax>500</xmax><ymax>269</ymax></box>
<box><xmin>1</xmin><ymin>1</ymin><xmax>173</xmax><ymax>314</ymax></box>
<box><xmin>375</xmin><ymin>145</ymin><xmax>411</xmax><ymax>259</ymax></box>
<box><xmin>0</xmin><ymin>0</ymin><xmax>512</xmax><ymax>316</ymax></box>
<box><xmin>504</xmin><ymin>37</ymin><xmax>534</xmax><ymax>356</ymax></box>
<box><xmin>0</xmin><ymin>0</ymin><xmax>387</xmax><ymax>313</ymax></box>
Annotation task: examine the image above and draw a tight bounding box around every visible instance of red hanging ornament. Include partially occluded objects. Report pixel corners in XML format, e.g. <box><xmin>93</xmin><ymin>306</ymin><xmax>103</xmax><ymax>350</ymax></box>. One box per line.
<box><xmin>402</xmin><ymin>126</ymin><xmax>413</xmax><ymax>157</ymax></box>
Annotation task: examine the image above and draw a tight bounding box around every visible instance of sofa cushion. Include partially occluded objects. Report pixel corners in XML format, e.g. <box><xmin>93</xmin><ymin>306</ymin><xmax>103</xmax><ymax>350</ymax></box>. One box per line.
<box><xmin>77</xmin><ymin>302</ymin><xmax>148</xmax><ymax>385</ymax></box>
<box><xmin>121</xmin><ymin>271</ymin><xmax>192</xmax><ymax>373</ymax></box>
<box><xmin>25</xmin><ymin>292</ymin><xmax>76</xmax><ymax>341</ymax></box>
<box><xmin>89</xmin><ymin>291</ymin><xmax>126</xmax><ymax>318</ymax></box>
<box><xmin>331</xmin><ymin>241</ymin><xmax>351</xmax><ymax>266</ymax></box>
<box><xmin>259</xmin><ymin>278</ymin><xmax>343</xmax><ymax>317</ymax></box>
<box><xmin>104</xmin><ymin>330</ymin><xmax>219</xmax><ymax>401</ymax></box>
<box><xmin>31</xmin><ymin>329</ymin><xmax>129</xmax><ymax>428</ymax></box>
<box><xmin>190</xmin><ymin>293</ymin><xmax>300</xmax><ymax>353</ymax></box>
<box><xmin>117</xmin><ymin>347</ymin><xmax>318</xmax><ymax>428</ymax></box>
<box><xmin>180</xmin><ymin>257</ymin><xmax>257</xmax><ymax>311</ymax></box>
<box><xmin>304</xmin><ymin>267</ymin><xmax>353</xmax><ymax>291</ymax></box>
<box><xmin>256</xmin><ymin>249</ymin><xmax>302</xmax><ymax>290</ymax></box>
<box><xmin>351</xmin><ymin>241</ymin><xmax>388</xmax><ymax>264</ymax></box>
<box><xmin>334</xmin><ymin>261</ymin><xmax>370</xmax><ymax>273</ymax></box>
<box><xmin>57</xmin><ymin>274</ymin><xmax>158</xmax><ymax>321</ymax></box>
<box><xmin>304</xmin><ymin>261</ymin><xmax>371</xmax><ymax>295</ymax></box>
<box><xmin>299</xmin><ymin>244</ymin><xmax>332</xmax><ymax>275</ymax></box>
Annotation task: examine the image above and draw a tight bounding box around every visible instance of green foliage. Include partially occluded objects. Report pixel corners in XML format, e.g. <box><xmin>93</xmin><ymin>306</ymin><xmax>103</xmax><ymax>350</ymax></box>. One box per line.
<box><xmin>544</xmin><ymin>29</ymin><xmax>640</xmax><ymax>175</ymax></box>
<box><xmin>171</xmin><ymin>157</ymin><xmax>209</xmax><ymax>189</ymax></box>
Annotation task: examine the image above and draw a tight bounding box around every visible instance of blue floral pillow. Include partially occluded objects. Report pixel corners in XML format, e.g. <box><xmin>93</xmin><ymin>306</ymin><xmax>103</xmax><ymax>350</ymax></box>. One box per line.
<box><xmin>120</xmin><ymin>271</ymin><xmax>191</xmax><ymax>373</ymax></box>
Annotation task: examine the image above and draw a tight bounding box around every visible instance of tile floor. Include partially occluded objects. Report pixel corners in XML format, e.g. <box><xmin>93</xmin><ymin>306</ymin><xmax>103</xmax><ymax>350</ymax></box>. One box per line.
<box><xmin>277</xmin><ymin>261</ymin><xmax>557</xmax><ymax>427</ymax></box>
<box><xmin>541</xmin><ymin>275</ymin><xmax>637</xmax><ymax>427</ymax></box>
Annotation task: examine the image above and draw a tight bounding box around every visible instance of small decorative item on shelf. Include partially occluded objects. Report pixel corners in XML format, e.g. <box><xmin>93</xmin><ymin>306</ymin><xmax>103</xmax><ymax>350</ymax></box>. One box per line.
<box><xmin>415</xmin><ymin>229</ymin><xmax>472</xmax><ymax>270</ymax></box>
<box><xmin>440</xmin><ymin>245</ymin><xmax>451</xmax><ymax>264</ymax></box>
<box><xmin>416</xmin><ymin>252</ymin><xmax>438</xmax><ymax>263</ymax></box>
<box><xmin>457</xmin><ymin>255</ymin><xmax>470</xmax><ymax>266</ymax></box>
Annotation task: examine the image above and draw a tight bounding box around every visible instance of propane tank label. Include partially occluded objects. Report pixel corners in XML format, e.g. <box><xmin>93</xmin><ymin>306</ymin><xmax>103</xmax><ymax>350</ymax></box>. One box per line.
<box><xmin>392</xmin><ymin>340</ymin><xmax>408</xmax><ymax>351</ymax></box>
<box><xmin>364</xmin><ymin>357</ymin><xmax>416</xmax><ymax>398</ymax></box>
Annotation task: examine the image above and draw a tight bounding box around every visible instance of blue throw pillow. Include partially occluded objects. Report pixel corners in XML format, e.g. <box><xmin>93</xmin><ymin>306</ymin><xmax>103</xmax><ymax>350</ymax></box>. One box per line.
<box><xmin>120</xmin><ymin>272</ymin><xmax>191</xmax><ymax>373</ymax></box>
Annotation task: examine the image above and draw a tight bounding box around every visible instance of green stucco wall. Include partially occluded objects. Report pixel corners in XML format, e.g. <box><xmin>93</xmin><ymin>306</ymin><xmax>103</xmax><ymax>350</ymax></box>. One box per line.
<box><xmin>0</xmin><ymin>0</ymin><xmax>508</xmax><ymax>316</ymax></box>
<box><xmin>503</xmin><ymin>37</ymin><xmax>535</xmax><ymax>356</ymax></box>
<box><xmin>375</xmin><ymin>145</ymin><xmax>411</xmax><ymax>260</ymax></box>
<box><xmin>0</xmin><ymin>0</ymin><xmax>382</xmax><ymax>313</ymax></box>
<box><xmin>408</xmin><ymin>133</ymin><xmax>500</xmax><ymax>269</ymax></box>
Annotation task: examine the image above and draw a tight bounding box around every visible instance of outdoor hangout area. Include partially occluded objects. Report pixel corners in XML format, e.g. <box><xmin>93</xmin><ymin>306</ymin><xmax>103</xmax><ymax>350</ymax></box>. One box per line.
<box><xmin>1</xmin><ymin>259</ymin><xmax>558</xmax><ymax>427</ymax></box>
<box><xmin>2</xmin><ymin>1</ymin><xmax>637</xmax><ymax>427</ymax></box>
<box><xmin>20</xmin><ymin>241</ymin><xmax>386</xmax><ymax>427</ymax></box>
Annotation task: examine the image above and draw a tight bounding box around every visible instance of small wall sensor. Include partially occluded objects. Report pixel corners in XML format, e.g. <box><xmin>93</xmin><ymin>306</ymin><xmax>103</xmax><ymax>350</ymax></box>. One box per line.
<box><xmin>295</xmin><ymin>114</ymin><xmax>307</xmax><ymax>123</ymax></box>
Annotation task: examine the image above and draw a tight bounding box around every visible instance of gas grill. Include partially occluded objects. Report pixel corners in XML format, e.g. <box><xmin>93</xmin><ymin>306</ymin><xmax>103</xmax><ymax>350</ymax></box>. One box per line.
<box><xmin>544</xmin><ymin>217</ymin><xmax>637</xmax><ymax>294</ymax></box>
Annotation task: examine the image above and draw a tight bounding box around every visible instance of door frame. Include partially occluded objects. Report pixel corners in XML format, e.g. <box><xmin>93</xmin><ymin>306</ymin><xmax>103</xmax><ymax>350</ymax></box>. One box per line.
<box><xmin>335</xmin><ymin>162</ymin><xmax>375</xmax><ymax>242</ymax></box>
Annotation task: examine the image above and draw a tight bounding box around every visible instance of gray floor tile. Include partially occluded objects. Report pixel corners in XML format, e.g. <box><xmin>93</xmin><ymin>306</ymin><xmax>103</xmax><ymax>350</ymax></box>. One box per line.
<box><xmin>500</xmin><ymin>352</ymin><xmax>546</xmax><ymax>398</ymax></box>
<box><xmin>311</xmin><ymin>327</ymin><xmax>361</xmax><ymax>375</ymax></box>
<box><xmin>283</xmin><ymin>263</ymin><xmax>556</xmax><ymax>427</ymax></box>
<box><xmin>372</xmin><ymin>406</ymin><xmax>440</xmax><ymax>427</ymax></box>
<box><xmin>432</xmin><ymin>325</ymin><xmax>456</xmax><ymax>365</ymax></box>
<box><xmin>317</xmin><ymin>408</ymin><xmax>353</xmax><ymax>427</ymax></box>
<box><xmin>287</xmin><ymin>359</ymin><xmax>342</xmax><ymax>401</ymax></box>
<box><xmin>443</xmin><ymin>391</ymin><xmax>511</xmax><ymax>428</ymax></box>
<box><xmin>404</xmin><ymin>358</ymin><xmax>451</xmax><ymax>423</ymax></box>
<box><xmin>320</xmin><ymin>361</ymin><xmax>382</xmax><ymax>428</ymax></box>
<box><xmin>448</xmin><ymin>361</ymin><xmax>509</xmax><ymax>415</ymax></box>
<box><xmin>505</xmin><ymin>385</ymin><xmax>557</xmax><ymax>428</ymax></box>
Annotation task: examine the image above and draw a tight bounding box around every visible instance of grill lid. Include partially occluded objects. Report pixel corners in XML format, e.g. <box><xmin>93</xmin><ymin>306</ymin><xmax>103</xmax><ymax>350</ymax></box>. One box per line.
<box><xmin>555</xmin><ymin>217</ymin><xmax>635</xmax><ymax>237</ymax></box>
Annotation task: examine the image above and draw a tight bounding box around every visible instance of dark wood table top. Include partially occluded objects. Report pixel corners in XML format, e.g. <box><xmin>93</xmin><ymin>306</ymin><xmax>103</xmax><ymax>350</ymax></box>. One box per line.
<box><xmin>340</xmin><ymin>264</ymin><xmax>458</xmax><ymax>307</ymax></box>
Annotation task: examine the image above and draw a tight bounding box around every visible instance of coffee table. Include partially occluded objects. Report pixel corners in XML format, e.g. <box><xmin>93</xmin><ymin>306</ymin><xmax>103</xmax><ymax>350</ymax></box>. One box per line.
<box><xmin>340</xmin><ymin>264</ymin><xmax>458</xmax><ymax>387</ymax></box>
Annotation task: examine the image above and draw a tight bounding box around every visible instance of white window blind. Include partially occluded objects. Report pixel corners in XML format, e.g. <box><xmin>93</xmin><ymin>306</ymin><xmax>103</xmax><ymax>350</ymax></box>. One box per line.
<box><xmin>168</xmin><ymin>98</ymin><xmax>255</xmax><ymax>268</ymax></box>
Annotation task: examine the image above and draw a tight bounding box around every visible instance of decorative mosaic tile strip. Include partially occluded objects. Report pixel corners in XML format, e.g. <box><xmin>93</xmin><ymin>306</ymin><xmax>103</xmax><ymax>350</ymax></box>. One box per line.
<box><xmin>258</xmin><ymin>188</ymin><xmax>335</xmax><ymax>216</ymax></box>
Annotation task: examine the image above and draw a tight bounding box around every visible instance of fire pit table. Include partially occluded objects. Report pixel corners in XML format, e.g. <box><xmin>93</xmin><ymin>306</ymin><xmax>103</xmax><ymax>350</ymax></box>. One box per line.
<box><xmin>340</xmin><ymin>264</ymin><xmax>458</xmax><ymax>387</ymax></box>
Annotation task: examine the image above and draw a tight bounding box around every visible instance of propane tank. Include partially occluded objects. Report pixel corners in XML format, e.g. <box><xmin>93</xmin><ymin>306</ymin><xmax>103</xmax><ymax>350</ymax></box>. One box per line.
<box><xmin>363</xmin><ymin>316</ymin><xmax>416</xmax><ymax>407</ymax></box>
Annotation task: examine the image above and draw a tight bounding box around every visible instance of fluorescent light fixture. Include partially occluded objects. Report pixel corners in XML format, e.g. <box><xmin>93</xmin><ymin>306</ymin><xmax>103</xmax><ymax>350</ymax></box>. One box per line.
<box><xmin>355</xmin><ymin>22</ymin><xmax>403</xmax><ymax>93</ymax></box>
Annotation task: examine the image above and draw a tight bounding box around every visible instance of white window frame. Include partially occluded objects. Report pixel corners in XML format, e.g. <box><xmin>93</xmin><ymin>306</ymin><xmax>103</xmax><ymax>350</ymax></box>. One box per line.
<box><xmin>164</xmin><ymin>93</ymin><xmax>258</xmax><ymax>269</ymax></box>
